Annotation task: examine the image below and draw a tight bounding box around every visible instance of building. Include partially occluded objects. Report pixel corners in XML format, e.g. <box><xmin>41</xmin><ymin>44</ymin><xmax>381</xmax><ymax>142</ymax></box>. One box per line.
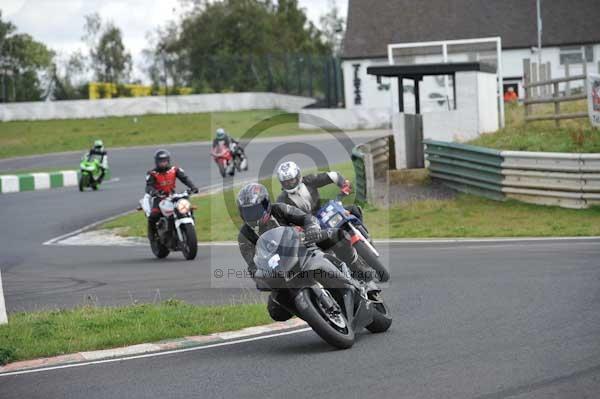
<box><xmin>342</xmin><ymin>0</ymin><xmax>600</xmax><ymax>111</ymax></box>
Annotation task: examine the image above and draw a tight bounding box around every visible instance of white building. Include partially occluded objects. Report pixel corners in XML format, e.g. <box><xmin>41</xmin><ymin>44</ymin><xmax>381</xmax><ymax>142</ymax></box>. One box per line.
<box><xmin>342</xmin><ymin>0</ymin><xmax>600</xmax><ymax>112</ymax></box>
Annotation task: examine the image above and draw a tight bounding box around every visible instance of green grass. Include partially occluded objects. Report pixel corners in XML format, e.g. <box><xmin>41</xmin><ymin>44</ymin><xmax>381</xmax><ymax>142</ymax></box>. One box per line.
<box><xmin>0</xmin><ymin>110</ymin><xmax>312</xmax><ymax>159</ymax></box>
<box><xmin>102</xmin><ymin>162</ymin><xmax>357</xmax><ymax>241</ymax></box>
<box><xmin>102</xmin><ymin>160</ymin><xmax>600</xmax><ymax>239</ymax></box>
<box><xmin>0</xmin><ymin>300</ymin><xmax>270</xmax><ymax>365</ymax></box>
<box><xmin>367</xmin><ymin>194</ymin><xmax>600</xmax><ymax>238</ymax></box>
<box><xmin>469</xmin><ymin>101</ymin><xmax>600</xmax><ymax>153</ymax></box>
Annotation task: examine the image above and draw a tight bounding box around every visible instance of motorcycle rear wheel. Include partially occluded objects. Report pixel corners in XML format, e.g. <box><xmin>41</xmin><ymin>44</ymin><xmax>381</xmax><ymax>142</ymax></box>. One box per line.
<box><xmin>294</xmin><ymin>288</ymin><xmax>354</xmax><ymax>349</ymax></box>
<box><xmin>354</xmin><ymin>240</ymin><xmax>390</xmax><ymax>282</ymax></box>
<box><xmin>180</xmin><ymin>224</ymin><xmax>198</xmax><ymax>260</ymax></box>
<box><xmin>366</xmin><ymin>299</ymin><xmax>392</xmax><ymax>333</ymax></box>
<box><xmin>150</xmin><ymin>238</ymin><xmax>170</xmax><ymax>259</ymax></box>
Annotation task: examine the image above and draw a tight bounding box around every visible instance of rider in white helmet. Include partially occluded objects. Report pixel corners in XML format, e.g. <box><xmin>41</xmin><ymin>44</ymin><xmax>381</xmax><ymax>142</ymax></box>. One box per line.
<box><xmin>276</xmin><ymin>161</ymin><xmax>362</xmax><ymax>220</ymax></box>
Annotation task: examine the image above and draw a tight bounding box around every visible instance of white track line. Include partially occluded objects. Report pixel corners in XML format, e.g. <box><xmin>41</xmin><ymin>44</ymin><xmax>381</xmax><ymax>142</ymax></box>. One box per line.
<box><xmin>0</xmin><ymin>327</ymin><xmax>312</xmax><ymax>377</ymax></box>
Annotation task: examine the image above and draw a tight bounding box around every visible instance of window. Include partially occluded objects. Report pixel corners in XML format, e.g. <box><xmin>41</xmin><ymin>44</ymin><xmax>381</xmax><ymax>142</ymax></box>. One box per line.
<box><xmin>560</xmin><ymin>45</ymin><xmax>594</xmax><ymax>65</ymax></box>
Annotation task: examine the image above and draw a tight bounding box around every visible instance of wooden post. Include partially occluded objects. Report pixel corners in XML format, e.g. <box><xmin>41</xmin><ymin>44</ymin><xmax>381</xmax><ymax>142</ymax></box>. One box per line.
<box><xmin>565</xmin><ymin>63</ymin><xmax>570</xmax><ymax>96</ymax></box>
<box><xmin>583</xmin><ymin>62</ymin><xmax>588</xmax><ymax>93</ymax></box>
<box><xmin>0</xmin><ymin>270</ymin><xmax>7</xmax><ymax>325</ymax></box>
<box><xmin>523</xmin><ymin>58</ymin><xmax>531</xmax><ymax>121</ymax></box>
<box><xmin>539</xmin><ymin>63</ymin><xmax>547</xmax><ymax>96</ymax></box>
<box><xmin>553</xmin><ymin>81</ymin><xmax>560</xmax><ymax>128</ymax></box>
<box><xmin>546</xmin><ymin>61</ymin><xmax>552</xmax><ymax>97</ymax></box>
<box><xmin>531</xmin><ymin>62</ymin><xmax>540</xmax><ymax>98</ymax></box>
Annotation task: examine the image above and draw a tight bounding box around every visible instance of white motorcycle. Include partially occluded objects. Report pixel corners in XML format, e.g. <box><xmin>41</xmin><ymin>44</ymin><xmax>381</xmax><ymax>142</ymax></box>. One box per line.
<box><xmin>140</xmin><ymin>191</ymin><xmax>198</xmax><ymax>260</ymax></box>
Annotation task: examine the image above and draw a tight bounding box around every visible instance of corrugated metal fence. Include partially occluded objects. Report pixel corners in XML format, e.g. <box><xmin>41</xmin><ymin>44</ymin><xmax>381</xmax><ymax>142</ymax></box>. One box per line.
<box><xmin>424</xmin><ymin>139</ymin><xmax>600</xmax><ymax>209</ymax></box>
<box><xmin>352</xmin><ymin>135</ymin><xmax>395</xmax><ymax>203</ymax></box>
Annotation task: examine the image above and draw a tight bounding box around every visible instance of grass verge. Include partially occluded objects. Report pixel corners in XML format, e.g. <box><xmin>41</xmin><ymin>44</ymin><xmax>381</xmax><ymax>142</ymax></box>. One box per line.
<box><xmin>469</xmin><ymin>101</ymin><xmax>600</xmax><ymax>153</ymax></box>
<box><xmin>0</xmin><ymin>109</ymin><xmax>313</xmax><ymax>159</ymax></box>
<box><xmin>0</xmin><ymin>300</ymin><xmax>270</xmax><ymax>365</ymax></box>
<box><xmin>102</xmin><ymin>161</ymin><xmax>600</xmax><ymax>239</ymax></box>
<box><xmin>367</xmin><ymin>194</ymin><xmax>600</xmax><ymax>238</ymax></box>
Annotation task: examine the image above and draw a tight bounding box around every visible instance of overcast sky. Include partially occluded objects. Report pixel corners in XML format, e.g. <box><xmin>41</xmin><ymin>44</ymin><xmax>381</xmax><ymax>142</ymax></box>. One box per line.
<box><xmin>2</xmin><ymin>0</ymin><xmax>348</xmax><ymax>81</ymax></box>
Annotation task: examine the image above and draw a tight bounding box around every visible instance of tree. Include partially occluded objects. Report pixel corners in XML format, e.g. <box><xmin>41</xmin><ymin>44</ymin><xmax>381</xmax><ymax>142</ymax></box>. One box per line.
<box><xmin>319</xmin><ymin>0</ymin><xmax>345</xmax><ymax>56</ymax></box>
<box><xmin>51</xmin><ymin>50</ymin><xmax>89</xmax><ymax>100</ymax></box>
<box><xmin>145</xmin><ymin>0</ymin><xmax>332</xmax><ymax>93</ymax></box>
<box><xmin>83</xmin><ymin>13</ymin><xmax>132</xmax><ymax>85</ymax></box>
<box><xmin>0</xmin><ymin>11</ymin><xmax>53</xmax><ymax>102</ymax></box>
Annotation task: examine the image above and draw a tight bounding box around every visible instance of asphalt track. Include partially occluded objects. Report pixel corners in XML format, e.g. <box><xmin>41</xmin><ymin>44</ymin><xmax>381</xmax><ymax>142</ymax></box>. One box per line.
<box><xmin>1</xmin><ymin>130</ymin><xmax>599</xmax><ymax>398</ymax></box>
<box><xmin>1</xmin><ymin>239</ymin><xmax>599</xmax><ymax>398</ymax></box>
<box><xmin>0</xmin><ymin>131</ymin><xmax>383</xmax><ymax>311</ymax></box>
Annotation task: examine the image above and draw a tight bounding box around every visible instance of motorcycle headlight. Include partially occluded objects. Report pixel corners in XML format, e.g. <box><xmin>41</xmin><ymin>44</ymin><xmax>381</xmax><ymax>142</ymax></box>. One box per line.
<box><xmin>177</xmin><ymin>199</ymin><xmax>191</xmax><ymax>214</ymax></box>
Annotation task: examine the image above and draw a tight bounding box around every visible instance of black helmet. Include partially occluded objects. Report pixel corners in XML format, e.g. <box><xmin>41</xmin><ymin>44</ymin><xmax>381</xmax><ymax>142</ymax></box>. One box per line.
<box><xmin>154</xmin><ymin>149</ymin><xmax>171</xmax><ymax>171</ymax></box>
<box><xmin>237</xmin><ymin>183</ymin><xmax>271</xmax><ymax>227</ymax></box>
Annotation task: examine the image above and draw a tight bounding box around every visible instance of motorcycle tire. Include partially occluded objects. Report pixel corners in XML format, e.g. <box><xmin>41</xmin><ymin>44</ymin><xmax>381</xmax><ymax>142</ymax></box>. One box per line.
<box><xmin>366</xmin><ymin>300</ymin><xmax>393</xmax><ymax>333</ymax></box>
<box><xmin>218</xmin><ymin>163</ymin><xmax>226</xmax><ymax>178</ymax></box>
<box><xmin>354</xmin><ymin>240</ymin><xmax>390</xmax><ymax>282</ymax></box>
<box><xmin>150</xmin><ymin>238</ymin><xmax>170</xmax><ymax>259</ymax></box>
<box><xmin>180</xmin><ymin>224</ymin><xmax>198</xmax><ymax>260</ymax></box>
<box><xmin>78</xmin><ymin>173</ymin><xmax>86</xmax><ymax>192</ymax></box>
<box><xmin>294</xmin><ymin>288</ymin><xmax>354</xmax><ymax>349</ymax></box>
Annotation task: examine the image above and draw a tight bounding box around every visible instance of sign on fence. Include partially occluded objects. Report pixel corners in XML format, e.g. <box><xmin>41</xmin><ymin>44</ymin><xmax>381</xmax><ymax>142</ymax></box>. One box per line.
<box><xmin>589</xmin><ymin>73</ymin><xmax>600</xmax><ymax>127</ymax></box>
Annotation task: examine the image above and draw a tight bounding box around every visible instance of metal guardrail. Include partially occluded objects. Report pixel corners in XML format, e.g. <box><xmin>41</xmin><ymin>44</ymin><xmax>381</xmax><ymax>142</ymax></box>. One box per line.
<box><xmin>424</xmin><ymin>139</ymin><xmax>600</xmax><ymax>209</ymax></box>
<box><xmin>352</xmin><ymin>135</ymin><xmax>395</xmax><ymax>204</ymax></box>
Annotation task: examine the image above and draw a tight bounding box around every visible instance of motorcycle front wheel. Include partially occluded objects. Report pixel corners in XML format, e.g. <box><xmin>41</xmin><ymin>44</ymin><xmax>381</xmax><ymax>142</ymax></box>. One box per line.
<box><xmin>294</xmin><ymin>288</ymin><xmax>354</xmax><ymax>349</ymax></box>
<box><xmin>354</xmin><ymin>240</ymin><xmax>390</xmax><ymax>282</ymax></box>
<box><xmin>217</xmin><ymin>162</ymin><xmax>226</xmax><ymax>178</ymax></box>
<box><xmin>180</xmin><ymin>224</ymin><xmax>198</xmax><ymax>260</ymax></box>
<box><xmin>78</xmin><ymin>172</ymin><xmax>87</xmax><ymax>192</ymax></box>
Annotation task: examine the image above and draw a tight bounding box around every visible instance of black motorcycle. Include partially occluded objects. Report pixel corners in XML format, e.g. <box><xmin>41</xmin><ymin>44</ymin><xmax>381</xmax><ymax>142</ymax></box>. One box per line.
<box><xmin>253</xmin><ymin>226</ymin><xmax>392</xmax><ymax>349</ymax></box>
<box><xmin>140</xmin><ymin>191</ymin><xmax>198</xmax><ymax>260</ymax></box>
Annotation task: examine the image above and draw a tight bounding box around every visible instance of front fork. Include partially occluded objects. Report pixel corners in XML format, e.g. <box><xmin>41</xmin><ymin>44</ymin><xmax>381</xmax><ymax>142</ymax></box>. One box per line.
<box><xmin>348</xmin><ymin>223</ymin><xmax>379</xmax><ymax>257</ymax></box>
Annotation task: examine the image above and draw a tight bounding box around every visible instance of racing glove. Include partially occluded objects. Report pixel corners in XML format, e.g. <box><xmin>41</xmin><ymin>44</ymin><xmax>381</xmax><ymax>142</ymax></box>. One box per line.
<box><xmin>303</xmin><ymin>225</ymin><xmax>324</xmax><ymax>245</ymax></box>
<box><xmin>340</xmin><ymin>179</ymin><xmax>352</xmax><ymax>196</ymax></box>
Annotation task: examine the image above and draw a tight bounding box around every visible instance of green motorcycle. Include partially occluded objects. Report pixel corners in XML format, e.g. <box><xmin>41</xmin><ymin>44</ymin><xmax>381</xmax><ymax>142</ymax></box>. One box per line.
<box><xmin>79</xmin><ymin>154</ymin><xmax>105</xmax><ymax>191</ymax></box>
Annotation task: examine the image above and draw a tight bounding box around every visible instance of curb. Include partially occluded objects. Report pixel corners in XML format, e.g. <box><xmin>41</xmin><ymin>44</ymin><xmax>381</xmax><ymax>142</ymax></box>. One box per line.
<box><xmin>0</xmin><ymin>170</ymin><xmax>113</xmax><ymax>194</ymax></box>
<box><xmin>0</xmin><ymin>318</ymin><xmax>307</xmax><ymax>375</ymax></box>
<box><xmin>0</xmin><ymin>171</ymin><xmax>78</xmax><ymax>193</ymax></box>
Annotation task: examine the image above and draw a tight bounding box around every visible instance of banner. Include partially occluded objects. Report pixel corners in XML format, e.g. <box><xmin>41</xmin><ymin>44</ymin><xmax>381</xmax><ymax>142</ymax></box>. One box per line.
<box><xmin>589</xmin><ymin>73</ymin><xmax>600</xmax><ymax>127</ymax></box>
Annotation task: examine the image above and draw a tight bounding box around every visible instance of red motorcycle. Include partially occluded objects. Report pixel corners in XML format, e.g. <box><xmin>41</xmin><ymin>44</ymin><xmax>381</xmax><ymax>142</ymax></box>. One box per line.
<box><xmin>211</xmin><ymin>143</ymin><xmax>235</xmax><ymax>177</ymax></box>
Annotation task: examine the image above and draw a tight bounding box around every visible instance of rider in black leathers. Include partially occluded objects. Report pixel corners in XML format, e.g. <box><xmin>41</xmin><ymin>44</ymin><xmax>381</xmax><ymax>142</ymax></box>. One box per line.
<box><xmin>236</xmin><ymin>183</ymin><xmax>371</xmax><ymax>322</ymax></box>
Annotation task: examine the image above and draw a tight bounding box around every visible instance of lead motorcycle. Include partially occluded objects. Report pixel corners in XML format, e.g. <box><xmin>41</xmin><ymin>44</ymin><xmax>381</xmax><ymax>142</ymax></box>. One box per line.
<box><xmin>140</xmin><ymin>190</ymin><xmax>198</xmax><ymax>260</ymax></box>
<box><xmin>253</xmin><ymin>226</ymin><xmax>392</xmax><ymax>349</ymax></box>
<box><xmin>316</xmin><ymin>195</ymin><xmax>389</xmax><ymax>282</ymax></box>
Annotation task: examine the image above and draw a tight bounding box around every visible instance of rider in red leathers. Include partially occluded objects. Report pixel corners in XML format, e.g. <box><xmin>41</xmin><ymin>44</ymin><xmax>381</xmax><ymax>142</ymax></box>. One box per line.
<box><xmin>145</xmin><ymin>149</ymin><xmax>198</xmax><ymax>239</ymax></box>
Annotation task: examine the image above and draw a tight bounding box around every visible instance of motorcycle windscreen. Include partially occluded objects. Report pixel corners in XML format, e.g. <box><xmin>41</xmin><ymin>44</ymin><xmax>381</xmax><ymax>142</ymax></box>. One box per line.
<box><xmin>254</xmin><ymin>227</ymin><xmax>300</xmax><ymax>275</ymax></box>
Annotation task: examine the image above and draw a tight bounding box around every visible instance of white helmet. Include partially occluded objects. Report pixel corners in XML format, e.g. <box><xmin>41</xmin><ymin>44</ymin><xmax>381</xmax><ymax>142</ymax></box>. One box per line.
<box><xmin>277</xmin><ymin>161</ymin><xmax>302</xmax><ymax>193</ymax></box>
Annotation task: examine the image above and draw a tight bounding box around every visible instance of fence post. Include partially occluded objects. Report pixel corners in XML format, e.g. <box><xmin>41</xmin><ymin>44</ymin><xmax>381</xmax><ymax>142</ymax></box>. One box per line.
<box><xmin>565</xmin><ymin>63</ymin><xmax>570</xmax><ymax>95</ymax></box>
<box><xmin>553</xmin><ymin>81</ymin><xmax>560</xmax><ymax>127</ymax></box>
<box><xmin>546</xmin><ymin>61</ymin><xmax>552</xmax><ymax>96</ymax></box>
<box><xmin>539</xmin><ymin>63</ymin><xmax>546</xmax><ymax>96</ymax></box>
<box><xmin>0</xmin><ymin>270</ymin><xmax>7</xmax><ymax>325</ymax></box>
<box><xmin>531</xmin><ymin>62</ymin><xmax>540</xmax><ymax>98</ymax></box>
<box><xmin>583</xmin><ymin>62</ymin><xmax>588</xmax><ymax>93</ymax></box>
<box><xmin>523</xmin><ymin>58</ymin><xmax>531</xmax><ymax>120</ymax></box>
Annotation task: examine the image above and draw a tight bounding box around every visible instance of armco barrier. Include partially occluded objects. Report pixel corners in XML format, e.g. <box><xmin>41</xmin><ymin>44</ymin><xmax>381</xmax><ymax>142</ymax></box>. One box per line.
<box><xmin>352</xmin><ymin>135</ymin><xmax>395</xmax><ymax>204</ymax></box>
<box><xmin>0</xmin><ymin>171</ymin><xmax>80</xmax><ymax>193</ymax></box>
<box><xmin>424</xmin><ymin>139</ymin><xmax>600</xmax><ymax>209</ymax></box>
